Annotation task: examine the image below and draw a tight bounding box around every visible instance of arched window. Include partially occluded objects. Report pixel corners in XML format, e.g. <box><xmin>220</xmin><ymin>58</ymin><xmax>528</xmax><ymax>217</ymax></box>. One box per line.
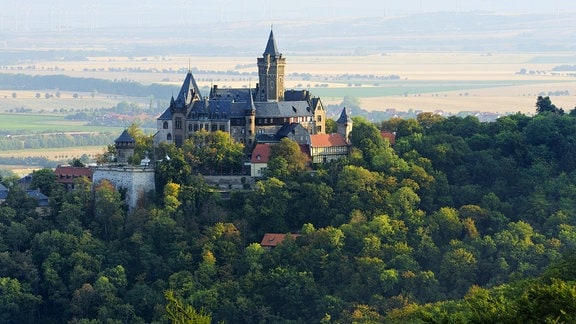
<box><xmin>167</xmin><ymin>133</ymin><xmax>172</xmax><ymax>141</ymax></box>
<box><xmin>163</xmin><ymin>121</ymin><xmax>169</xmax><ymax>129</ymax></box>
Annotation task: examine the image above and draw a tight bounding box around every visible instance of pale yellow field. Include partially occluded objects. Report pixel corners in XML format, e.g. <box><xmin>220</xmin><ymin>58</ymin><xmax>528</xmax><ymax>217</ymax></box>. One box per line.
<box><xmin>0</xmin><ymin>146</ymin><xmax>107</xmax><ymax>176</ymax></box>
<box><xmin>4</xmin><ymin>52</ymin><xmax>574</xmax><ymax>115</ymax></box>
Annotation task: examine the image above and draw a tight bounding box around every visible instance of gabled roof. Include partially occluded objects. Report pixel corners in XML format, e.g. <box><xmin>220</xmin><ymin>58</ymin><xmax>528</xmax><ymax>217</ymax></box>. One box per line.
<box><xmin>263</xmin><ymin>29</ymin><xmax>280</xmax><ymax>57</ymax></box>
<box><xmin>310</xmin><ymin>133</ymin><xmax>348</xmax><ymax>148</ymax></box>
<box><xmin>251</xmin><ymin>143</ymin><xmax>272</xmax><ymax>163</ymax></box>
<box><xmin>114</xmin><ymin>130</ymin><xmax>135</xmax><ymax>144</ymax></box>
<box><xmin>260</xmin><ymin>233</ymin><xmax>300</xmax><ymax>248</ymax></box>
<box><xmin>176</xmin><ymin>71</ymin><xmax>201</xmax><ymax>106</ymax></box>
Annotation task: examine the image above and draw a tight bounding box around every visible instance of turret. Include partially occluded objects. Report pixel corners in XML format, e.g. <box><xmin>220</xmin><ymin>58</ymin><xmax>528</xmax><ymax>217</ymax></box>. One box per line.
<box><xmin>114</xmin><ymin>129</ymin><xmax>135</xmax><ymax>164</ymax></box>
<box><xmin>337</xmin><ymin>107</ymin><xmax>353</xmax><ymax>143</ymax></box>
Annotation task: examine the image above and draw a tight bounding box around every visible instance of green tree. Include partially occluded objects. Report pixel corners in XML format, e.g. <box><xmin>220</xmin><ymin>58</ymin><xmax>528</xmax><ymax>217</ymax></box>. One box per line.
<box><xmin>30</xmin><ymin>168</ymin><xmax>58</xmax><ymax>196</ymax></box>
<box><xmin>0</xmin><ymin>277</ymin><xmax>42</xmax><ymax>323</ymax></box>
<box><xmin>164</xmin><ymin>290</ymin><xmax>212</xmax><ymax>324</ymax></box>
<box><xmin>265</xmin><ymin>138</ymin><xmax>308</xmax><ymax>179</ymax></box>
<box><xmin>93</xmin><ymin>179</ymin><xmax>125</xmax><ymax>241</ymax></box>
<box><xmin>536</xmin><ymin>95</ymin><xmax>563</xmax><ymax>114</ymax></box>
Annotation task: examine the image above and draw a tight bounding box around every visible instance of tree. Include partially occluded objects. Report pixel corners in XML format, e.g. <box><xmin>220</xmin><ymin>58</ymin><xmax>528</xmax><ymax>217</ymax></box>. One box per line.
<box><xmin>536</xmin><ymin>96</ymin><xmax>563</xmax><ymax>114</ymax></box>
<box><xmin>164</xmin><ymin>290</ymin><xmax>212</xmax><ymax>324</ymax></box>
<box><xmin>0</xmin><ymin>277</ymin><xmax>42</xmax><ymax>323</ymax></box>
<box><xmin>93</xmin><ymin>179</ymin><xmax>125</xmax><ymax>241</ymax></box>
<box><xmin>325</xmin><ymin>118</ymin><xmax>337</xmax><ymax>134</ymax></box>
<box><xmin>265</xmin><ymin>138</ymin><xmax>308</xmax><ymax>179</ymax></box>
<box><xmin>30</xmin><ymin>168</ymin><xmax>58</xmax><ymax>196</ymax></box>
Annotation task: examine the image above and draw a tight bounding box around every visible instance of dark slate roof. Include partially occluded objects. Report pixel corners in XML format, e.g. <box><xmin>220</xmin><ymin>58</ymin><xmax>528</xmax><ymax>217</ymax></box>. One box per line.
<box><xmin>255</xmin><ymin>101</ymin><xmax>312</xmax><ymax>118</ymax></box>
<box><xmin>276</xmin><ymin>123</ymin><xmax>306</xmax><ymax>138</ymax></box>
<box><xmin>337</xmin><ymin>107</ymin><xmax>352</xmax><ymax>124</ymax></box>
<box><xmin>158</xmin><ymin>108</ymin><xmax>173</xmax><ymax>120</ymax></box>
<box><xmin>188</xmin><ymin>98</ymin><xmax>248</xmax><ymax>120</ymax></box>
<box><xmin>255</xmin><ymin>133</ymin><xmax>279</xmax><ymax>143</ymax></box>
<box><xmin>284</xmin><ymin>89</ymin><xmax>311</xmax><ymax>101</ymax></box>
<box><xmin>115</xmin><ymin>130</ymin><xmax>135</xmax><ymax>144</ymax></box>
<box><xmin>175</xmin><ymin>71</ymin><xmax>201</xmax><ymax>107</ymax></box>
<box><xmin>26</xmin><ymin>190</ymin><xmax>49</xmax><ymax>207</ymax></box>
<box><xmin>209</xmin><ymin>87</ymin><xmax>252</xmax><ymax>102</ymax></box>
<box><xmin>263</xmin><ymin>29</ymin><xmax>280</xmax><ymax>57</ymax></box>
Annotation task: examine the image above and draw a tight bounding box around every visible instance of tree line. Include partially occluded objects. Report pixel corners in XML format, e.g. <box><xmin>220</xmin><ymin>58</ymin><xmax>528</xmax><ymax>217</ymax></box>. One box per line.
<box><xmin>0</xmin><ymin>74</ymin><xmax>177</xmax><ymax>99</ymax></box>
<box><xmin>0</xmin><ymin>96</ymin><xmax>575</xmax><ymax>322</ymax></box>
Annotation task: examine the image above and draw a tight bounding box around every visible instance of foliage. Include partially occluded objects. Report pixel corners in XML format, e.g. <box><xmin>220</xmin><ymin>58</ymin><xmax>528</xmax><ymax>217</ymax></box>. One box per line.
<box><xmin>1</xmin><ymin>97</ymin><xmax>576</xmax><ymax>322</ymax></box>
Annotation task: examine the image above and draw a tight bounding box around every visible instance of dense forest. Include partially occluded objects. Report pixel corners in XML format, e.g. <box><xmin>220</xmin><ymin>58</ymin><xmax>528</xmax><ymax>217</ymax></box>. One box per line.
<box><xmin>1</xmin><ymin>97</ymin><xmax>575</xmax><ymax>323</ymax></box>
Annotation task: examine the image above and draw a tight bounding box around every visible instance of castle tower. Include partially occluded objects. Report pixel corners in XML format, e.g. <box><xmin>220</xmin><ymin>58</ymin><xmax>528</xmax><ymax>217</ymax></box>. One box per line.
<box><xmin>257</xmin><ymin>29</ymin><xmax>286</xmax><ymax>102</ymax></box>
<box><xmin>337</xmin><ymin>107</ymin><xmax>353</xmax><ymax>143</ymax></box>
<box><xmin>114</xmin><ymin>129</ymin><xmax>135</xmax><ymax>164</ymax></box>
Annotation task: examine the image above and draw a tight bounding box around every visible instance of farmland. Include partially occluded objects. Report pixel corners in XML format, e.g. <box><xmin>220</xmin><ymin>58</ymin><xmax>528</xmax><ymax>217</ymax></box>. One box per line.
<box><xmin>1</xmin><ymin>51</ymin><xmax>575</xmax><ymax>174</ymax></box>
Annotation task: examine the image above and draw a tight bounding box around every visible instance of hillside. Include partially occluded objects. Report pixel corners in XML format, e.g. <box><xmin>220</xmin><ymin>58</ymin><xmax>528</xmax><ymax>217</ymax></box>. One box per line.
<box><xmin>1</xmin><ymin>105</ymin><xmax>576</xmax><ymax>322</ymax></box>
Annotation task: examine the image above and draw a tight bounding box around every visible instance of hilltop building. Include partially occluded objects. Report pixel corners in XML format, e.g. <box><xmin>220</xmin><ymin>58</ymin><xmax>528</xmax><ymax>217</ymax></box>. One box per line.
<box><xmin>155</xmin><ymin>30</ymin><xmax>326</xmax><ymax>148</ymax></box>
<box><xmin>155</xmin><ymin>29</ymin><xmax>354</xmax><ymax>176</ymax></box>
<box><xmin>93</xmin><ymin>130</ymin><xmax>155</xmax><ymax>210</ymax></box>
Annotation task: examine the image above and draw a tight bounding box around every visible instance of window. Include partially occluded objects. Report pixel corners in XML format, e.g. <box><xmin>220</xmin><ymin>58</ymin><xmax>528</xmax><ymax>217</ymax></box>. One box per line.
<box><xmin>175</xmin><ymin>117</ymin><xmax>182</xmax><ymax>129</ymax></box>
<box><xmin>188</xmin><ymin>124</ymin><xmax>193</xmax><ymax>131</ymax></box>
<box><xmin>163</xmin><ymin>121</ymin><xmax>169</xmax><ymax>129</ymax></box>
<box><xmin>194</xmin><ymin>124</ymin><xmax>199</xmax><ymax>131</ymax></box>
<box><xmin>211</xmin><ymin>124</ymin><xmax>218</xmax><ymax>132</ymax></box>
<box><xmin>317</xmin><ymin>115</ymin><xmax>322</xmax><ymax>122</ymax></box>
<box><xmin>219</xmin><ymin>125</ymin><xmax>225</xmax><ymax>131</ymax></box>
<box><xmin>316</xmin><ymin>126</ymin><xmax>322</xmax><ymax>133</ymax></box>
<box><xmin>167</xmin><ymin>133</ymin><xmax>172</xmax><ymax>141</ymax></box>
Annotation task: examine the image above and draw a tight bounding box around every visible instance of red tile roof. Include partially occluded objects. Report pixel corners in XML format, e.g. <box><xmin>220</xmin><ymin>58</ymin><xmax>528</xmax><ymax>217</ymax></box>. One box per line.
<box><xmin>260</xmin><ymin>233</ymin><xmax>301</xmax><ymax>248</ymax></box>
<box><xmin>310</xmin><ymin>133</ymin><xmax>348</xmax><ymax>148</ymax></box>
<box><xmin>250</xmin><ymin>144</ymin><xmax>272</xmax><ymax>163</ymax></box>
<box><xmin>381</xmin><ymin>132</ymin><xmax>396</xmax><ymax>145</ymax></box>
<box><xmin>55</xmin><ymin>166</ymin><xmax>93</xmax><ymax>184</ymax></box>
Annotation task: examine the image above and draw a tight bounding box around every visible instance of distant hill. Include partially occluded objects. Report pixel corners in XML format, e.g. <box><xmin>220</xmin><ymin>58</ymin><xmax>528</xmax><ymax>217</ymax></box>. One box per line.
<box><xmin>1</xmin><ymin>12</ymin><xmax>575</xmax><ymax>63</ymax></box>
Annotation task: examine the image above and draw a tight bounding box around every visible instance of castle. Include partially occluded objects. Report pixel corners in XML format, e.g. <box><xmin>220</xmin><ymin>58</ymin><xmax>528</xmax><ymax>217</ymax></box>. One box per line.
<box><xmin>154</xmin><ymin>30</ymin><xmax>332</xmax><ymax>146</ymax></box>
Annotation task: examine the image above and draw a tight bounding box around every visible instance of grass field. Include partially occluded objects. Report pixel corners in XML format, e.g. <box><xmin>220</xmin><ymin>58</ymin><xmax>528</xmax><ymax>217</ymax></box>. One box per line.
<box><xmin>0</xmin><ymin>113</ymin><xmax>125</xmax><ymax>134</ymax></box>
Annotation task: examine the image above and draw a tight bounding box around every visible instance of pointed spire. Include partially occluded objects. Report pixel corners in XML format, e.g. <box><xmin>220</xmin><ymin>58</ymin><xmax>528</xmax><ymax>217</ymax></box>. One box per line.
<box><xmin>176</xmin><ymin>71</ymin><xmax>201</xmax><ymax>106</ymax></box>
<box><xmin>263</xmin><ymin>29</ymin><xmax>280</xmax><ymax>57</ymax></box>
<box><xmin>337</xmin><ymin>107</ymin><xmax>352</xmax><ymax>124</ymax></box>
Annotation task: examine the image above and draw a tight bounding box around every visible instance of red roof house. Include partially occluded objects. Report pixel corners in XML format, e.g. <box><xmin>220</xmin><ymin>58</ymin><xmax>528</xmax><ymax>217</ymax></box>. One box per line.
<box><xmin>309</xmin><ymin>133</ymin><xmax>350</xmax><ymax>164</ymax></box>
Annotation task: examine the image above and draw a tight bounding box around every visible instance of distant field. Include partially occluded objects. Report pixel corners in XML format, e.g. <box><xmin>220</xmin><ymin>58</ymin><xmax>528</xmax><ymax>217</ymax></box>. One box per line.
<box><xmin>0</xmin><ymin>146</ymin><xmax>106</xmax><ymax>160</ymax></box>
<box><xmin>2</xmin><ymin>52</ymin><xmax>575</xmax><ymax>115</ymax></box>
<box><xmin>0</xmin><ymin>146</ymin><xmax>107</xmax><ymax>177</ymax></box>
<box><xmin>0</xmin><ymin>52</ymin><xmax>575</xmax><ymax>174</ymax></box>
<box><xmin>0</xmin><ymin>113</ymin><xmax>125</xmax><ymax>133</ymax></box>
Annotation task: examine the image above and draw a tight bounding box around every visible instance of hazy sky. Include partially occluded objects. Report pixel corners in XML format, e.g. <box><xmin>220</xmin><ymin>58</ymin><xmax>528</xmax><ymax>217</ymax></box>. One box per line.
<box><xmin>1</xmin><ymin>0</ymin><xmax>575</xmax><ymax>31</ymax></box>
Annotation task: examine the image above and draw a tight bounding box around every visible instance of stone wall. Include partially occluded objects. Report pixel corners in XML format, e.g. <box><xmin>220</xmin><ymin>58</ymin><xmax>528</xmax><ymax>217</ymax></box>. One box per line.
<box><xmin>93</xmin><ymin>166</ymin><xmax>155</xmax><ymax>210</ymax></box>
